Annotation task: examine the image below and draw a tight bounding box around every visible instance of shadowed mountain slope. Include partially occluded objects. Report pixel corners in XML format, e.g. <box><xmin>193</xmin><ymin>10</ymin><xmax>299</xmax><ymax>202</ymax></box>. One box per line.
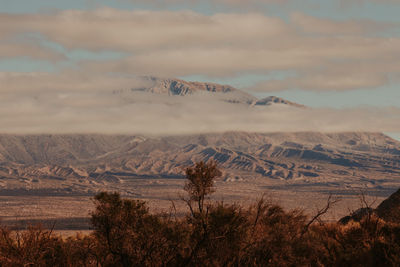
<box><xmin>0</xmin><ymin>132</ymin><xmax>399</xmax><ymax>193</ymax></box>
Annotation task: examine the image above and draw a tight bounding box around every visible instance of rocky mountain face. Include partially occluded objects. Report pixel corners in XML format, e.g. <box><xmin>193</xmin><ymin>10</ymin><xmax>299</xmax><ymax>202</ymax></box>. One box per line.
<box><xmin>0</xmin><ymin>79</ymin><xmax>399</xmax><ymax>198</ymax></box>
<box><xmin>0</xmin><ymin>132</ymin><xmax>399</xmax><ymax>196</ymax></box>
<box><xmin>114</xmin><ymin>77</ymin><xmax>302</xmax><ymax>107</ymax></box>
<box><xmin>137</xmin><ymin>77</ymin><xmax>238</xmax><ymax>96</ymax></box>
<box><xmin>0</xmin><ymin>134</ymin><xmax>132</xmax><ymax>165</ymax></box>
<box><xmin>254</xmin><ymin>96</ymin><xmax>306</xmax><ymax>108</ymax></box>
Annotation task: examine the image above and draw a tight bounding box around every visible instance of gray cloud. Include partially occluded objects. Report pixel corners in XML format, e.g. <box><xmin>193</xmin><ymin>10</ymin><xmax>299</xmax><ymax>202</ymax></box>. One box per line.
<box><xmin>121</xmin><ymin>0</ymin><xmax>399</xmax><ymax>9</ymax></box>
<box><xmin>0</xmin><ymin>10</ymin><xmax>289</xmax><ymax>51</ymax></box>
<box><xmin>0</xmin><ymin>8</ymin><xmax>399</xmax><ymax>93</ymax></box>
<box><xmin>119</xmin><ymin>0</ymin><xmax>290</xmax><ymax>9</ymax></box>
<box><xmin>0</xmin><ymin>71</ymin><xmax>153</xmax><ymax>93</ymax></box>
<box><xmin>0</xmin><ymin>79</ymin><xmax>399</xmax><ymax>134</ymax></box>
<box><xmin>339</xmin><ymin>0</ymin><xmax>400</xmax><ymax>7</ymax></box>
<box><xmin>0</xmin><ymin>41</ymin><xmax>65</xmax><ymax>61</ymax></box>
<box><xmin>291</xmin><ymin>12</ymin><xmax>393</xmax><ymax>35</ymax></box>
<box><xmin>249</xmin><ymin>71</ymin><xmax>389</xmax><ymax>92</ymax></box>
<box><xmin>249</xmin><ymin>57</ymin><xmax>400</xmax><ymax>92</ymax></box>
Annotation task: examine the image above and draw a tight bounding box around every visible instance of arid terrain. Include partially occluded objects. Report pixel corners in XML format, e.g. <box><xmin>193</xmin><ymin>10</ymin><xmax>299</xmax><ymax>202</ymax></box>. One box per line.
<box><xmin>0</xmin><ymin>131</ymin><xmax>399</xmax><ymax>230</ymax></box>
<box><xmin>1</xmin><ymin>78</ymin><xmax>400</xmax><ymax>230</ymax></box>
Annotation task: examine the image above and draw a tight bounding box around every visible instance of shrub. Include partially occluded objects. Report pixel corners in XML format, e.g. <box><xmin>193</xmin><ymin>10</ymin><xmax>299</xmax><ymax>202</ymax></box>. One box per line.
<box><xmin>1</xmin><ymin>161</ymin><xmax>400</xmax><ymax>266</ymax></box>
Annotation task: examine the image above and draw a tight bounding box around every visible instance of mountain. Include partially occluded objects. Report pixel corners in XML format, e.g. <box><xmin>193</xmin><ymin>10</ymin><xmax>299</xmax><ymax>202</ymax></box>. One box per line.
<box><xmin>254</xmin><ymin>96</ymin><xmax>306</xmax><ymax>108</ymax></box>
<box><xmin>1</xmin><ymin>78</ymin><xmax>398</xmax><ymax>223</ymax></box>
<box><xmin>0</xmin><ymin>132</ymin><xmax>399</xmax><ymax>197</ymax></box>
<box><xmin>0</xmin><ymin>134</ymin><xmax>131</xmax><ymax>165</ymax></box>
<box><xmin>114</xmin><ymin>77</ymin><xmax>303</xmax><ymax>107</ymax></box>
<box><xmin>136</xmin><ymin>77</ymin><xmax>239</xmax><ymax>96</ymax></box>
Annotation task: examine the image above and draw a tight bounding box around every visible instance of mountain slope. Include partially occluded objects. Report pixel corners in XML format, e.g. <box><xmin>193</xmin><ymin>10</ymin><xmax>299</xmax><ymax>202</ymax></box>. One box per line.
<box><xmin>115</xmin><ymin>77</ymin><xmax>303</xmax><ymax>108</ymax></box>
<box><xmin>92</xmin><ymin>132</ymin><xmax>400</xmax><ymax>179</ymax></box>
<box><xmin>0</xmin><ymin>134</ymin><xmax>132</xmax><ymax>165</ymax></box>
<box><xmin>138</xmin><ymin>77</ymin><xmax>239</xmax><ymax>96</ymax></box>
<box><xmin>253</xmin><ymin>96</ymin><xmax>305</xmax><ymax>108</ymax></box>
<box><xmin>0</xmin><ymin>132</ymin><xmax>399</xmax><ymax>196</ymax></box>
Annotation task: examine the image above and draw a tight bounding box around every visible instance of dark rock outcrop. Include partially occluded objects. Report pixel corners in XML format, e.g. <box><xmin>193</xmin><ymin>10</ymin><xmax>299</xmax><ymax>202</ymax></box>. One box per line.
<box><xmin>376</xmin><ymin>188</ymin><xmax>400</xmax><ymax>223</ymax></box>
<box><xmin>340</xmin><ymin>188</ymin><xmax>400</xmax><ymax>224</ymax></box>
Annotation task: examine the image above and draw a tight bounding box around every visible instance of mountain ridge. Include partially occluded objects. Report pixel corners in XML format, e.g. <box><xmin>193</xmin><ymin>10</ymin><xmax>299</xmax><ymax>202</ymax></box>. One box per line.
<box><xmin>0</xmin><ymin>132</ymin><xmax>399</xmax><ymax>196</ymax></box>
<box><xmin>115</xmin><ymin>76</ymin><xmax>303</xmax><ymax>108</ymax></box>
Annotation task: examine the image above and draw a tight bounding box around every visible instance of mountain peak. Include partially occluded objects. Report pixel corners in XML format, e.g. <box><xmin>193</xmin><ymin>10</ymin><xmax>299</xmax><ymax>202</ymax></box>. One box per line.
<box><xmin>254</xmin><ymin>96</ymin><xmax>306</xmax><ymax>108</ymax></box>
<box><xmin>138</xmin><ymin>77</ymin><xmax>237</xmax><ymax>96</ymax></box>
<box><xmin>131</xmin><ymin>76</ymin><xmax>304</xmax><ymax>108</ymax></box>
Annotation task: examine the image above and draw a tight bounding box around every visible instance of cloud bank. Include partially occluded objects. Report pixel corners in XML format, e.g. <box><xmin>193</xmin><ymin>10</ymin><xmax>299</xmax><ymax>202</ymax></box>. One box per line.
<box><xmin>0</xmin><ymin>6</ymin><xmax>398</xmax><ymax>135</ymax></box>
<box><xmin>0</xmin><ymin>76</ymin><xmax>399</xmax><ymax>135</ymax></box>
<box><xmin>0</xmin><ymin>8</ymin><xmax>399</xmax><ymax>92</ymax></box>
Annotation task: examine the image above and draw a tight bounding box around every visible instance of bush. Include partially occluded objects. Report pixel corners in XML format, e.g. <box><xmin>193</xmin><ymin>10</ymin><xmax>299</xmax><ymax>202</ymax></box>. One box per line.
<box><xmin>0</xmin><ymin>225</ymin><xmax>67</xmax><ymax>266</ymax></box>
<box><xmin>90</xmin><ymin>192</ymin><xmax>186</xmax><ymax>266</ymax></box>
<box><xmin>1</xmin><ymin>161</ymin><xmax>400</xmax><ymax>266</ymax></box>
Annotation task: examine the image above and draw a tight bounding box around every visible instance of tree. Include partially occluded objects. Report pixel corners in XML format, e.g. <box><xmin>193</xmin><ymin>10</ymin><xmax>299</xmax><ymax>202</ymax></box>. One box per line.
<box><xmin>90</xmin><ymin>192</ymin><xmax>184</xmax><ymax>266</ymax></box>
<box><xmin>182</xmin><ymin>160</ymin><xmax>226</xmax><ymax>265</ymax></box>
<box><xmin>184</xmin><ymin>160</ymin><xmax>221</xmax><ymax>214</ymax></box>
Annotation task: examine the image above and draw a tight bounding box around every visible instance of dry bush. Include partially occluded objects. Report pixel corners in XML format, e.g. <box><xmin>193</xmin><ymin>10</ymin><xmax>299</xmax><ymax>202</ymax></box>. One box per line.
<box><xmin>1</xmin><ymin>161</ymin><xmax>400</xmax><ymax>266</ymax></box>
<box><xmin>62</xmin><ymin>234</ymin><xmax>98</xmax><ymax>266</ymax></box>
<box><xmin>183</xmin><ymin>202</ymin><xmax>248</xmax><ymax>266</ymax></box>
<box><xmin>90</xmin><ymin>191</ymin><xmax>188</xmax><ymax>266</ymax></box>
<box><xmin>239</xmin><ymin>199</ymin><xmax>321</xmax><ymax>266</ymax></box>
<box><xmin>0</xmin><ymin>225</ymin><xmax>66</xmax><ymax>266</ymax></box>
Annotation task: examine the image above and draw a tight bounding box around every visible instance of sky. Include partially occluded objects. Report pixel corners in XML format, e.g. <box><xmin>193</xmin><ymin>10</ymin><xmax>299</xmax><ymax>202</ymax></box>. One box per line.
<box><xmin>0</xmin><ymin>0</ymin><xmax>399</xmax><ymax>138</ymax></box>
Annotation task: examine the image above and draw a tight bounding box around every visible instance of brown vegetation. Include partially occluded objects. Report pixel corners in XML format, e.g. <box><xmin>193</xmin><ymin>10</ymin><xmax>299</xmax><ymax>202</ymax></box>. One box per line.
<box><xmin>1</xmin><ymin>161</ymin><xmax>400</xmax><ymax>266</ymax></box>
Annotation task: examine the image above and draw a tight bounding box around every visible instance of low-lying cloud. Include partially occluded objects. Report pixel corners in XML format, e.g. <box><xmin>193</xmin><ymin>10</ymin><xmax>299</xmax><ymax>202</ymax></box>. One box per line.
<box><xmin>0</xmin><ymin>82</ymin><xmax>399</xmax><ymax>135</ymax></box>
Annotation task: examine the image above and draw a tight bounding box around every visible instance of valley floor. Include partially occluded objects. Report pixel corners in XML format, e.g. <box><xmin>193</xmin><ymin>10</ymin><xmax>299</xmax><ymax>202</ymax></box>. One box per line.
<box><xmin>0</xmin><ymin>177</ymin><xmax>396</xmax><ymax>231</ymax></box>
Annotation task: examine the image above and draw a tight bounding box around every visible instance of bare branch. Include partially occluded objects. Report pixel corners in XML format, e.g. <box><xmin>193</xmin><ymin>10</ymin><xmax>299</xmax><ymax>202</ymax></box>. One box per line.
<box><xmin>301</xmin><ymin>194</ymin><xmax>340</xmax><ymax>236</ymax></box>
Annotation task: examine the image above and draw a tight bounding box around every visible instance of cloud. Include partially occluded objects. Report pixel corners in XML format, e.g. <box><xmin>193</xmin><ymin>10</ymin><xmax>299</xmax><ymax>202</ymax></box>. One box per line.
<box><xmin>0</xmin><ymin>71</ymin><xmax>152</xmax><ymax>93</ymax></box>
<box><xmin>0</xmin><ymin>84</ymin><xmax>399</xmax><ymax>134</ymax></box>
<box><xmin>0</xmin><ymin>9</ymin><xmax>288</xmax><ymax>51</ymax></box>
<box><xmin>249</xmin><ymin>56</ymin><xmax>400</xmax><ymax>92</ymax></box>
<box><xmin>290</xmin><ymin>12</ymin><xmax>392</xmax><ymax>35</ymax></box>
<box><xmin>120</xmin><ymin>0</ymin><xmax>290</xmax><ymax>9</ymax></box>
<box><xmin>0</xmin><ymin>41</ymin><xmax>65</xmax><ymax>61</ymax></box>
<box><xmin>0</xmin><ymin>6</ymin><xmax>398</xmax><ymax>135</ymax></box>
<box><xmin>124</xmin><ymin>0</ymin><xmax>399</xmax><ymax>9</ymax></box>
<box><xmin>249</xmin><ymin>70</ymin><xmax>389</xmax><ymax>92</ymax></box>
<box><xmin>339</xmin><ymin>0</ymin><xmax>400</xmax><ymax>7</ymax></box>
<box><xmin>0</xmin><ymin>8</ymin><xmax>399</xmax><ymax>91</ymax></box>
<box><xmin>0</xmin><ymin>69</ymin><xmax>398</xmax><ymax>135</ymax></box>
